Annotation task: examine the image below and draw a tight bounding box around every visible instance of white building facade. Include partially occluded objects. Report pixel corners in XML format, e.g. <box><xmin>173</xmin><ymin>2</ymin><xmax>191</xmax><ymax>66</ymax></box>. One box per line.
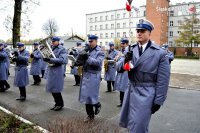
<box><xmin>86</xmin><ymin>2</ymin><xmax>200</xmax><ymax>47</ymax></box>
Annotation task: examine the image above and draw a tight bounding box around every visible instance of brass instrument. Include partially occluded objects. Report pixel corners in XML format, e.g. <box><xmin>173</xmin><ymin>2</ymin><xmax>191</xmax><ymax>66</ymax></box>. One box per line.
<box><xmin>104</xmin><ymin>50</ymin><xmax>109</xmax><ymax>73</ymax></box>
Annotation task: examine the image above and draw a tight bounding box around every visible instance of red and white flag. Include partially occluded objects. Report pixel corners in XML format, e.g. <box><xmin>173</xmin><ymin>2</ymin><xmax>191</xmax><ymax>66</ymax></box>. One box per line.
<box><xmin>188</xmin><ymin>4</ymin><xmax>196</xmax><ymax>14</ymax></box>
<box><xmin>126</xmin><ymin>0</ymin><xmax>133</xmax><ymax>12</ymax></box>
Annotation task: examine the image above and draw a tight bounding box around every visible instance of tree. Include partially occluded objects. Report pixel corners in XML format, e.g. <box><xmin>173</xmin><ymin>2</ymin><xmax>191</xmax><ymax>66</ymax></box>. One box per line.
<box><xmin>1</xmin><ymin>0</ymin><xmax>39</xmax><ymax>48</ymax></box>
<box><xmin>42</xmin><ymin>18</ymin><xmax>59</xmax><ymax>37</ymax></box>
<box><xmin>175</xmin><ymin>14</ymin><xmax>200</xmax><ymax>56</ymax></box>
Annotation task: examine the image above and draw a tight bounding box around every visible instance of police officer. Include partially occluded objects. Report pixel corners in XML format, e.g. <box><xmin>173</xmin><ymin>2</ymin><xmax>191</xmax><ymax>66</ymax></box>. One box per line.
<box><xmin>114</xmin><ymin>38</ymin><xmax>129</xmax><ymax>107</ymax></box>
<box><xmin>104</xmin><ymin>42</ymin><xmax>118</xmax><ymax>92</ymax></box>
<box><xmin>3</xmin><ymin>43</ymin><xmax>10</xmax><ymax>89</ymax></box>
<box><xmin>40</xmin><ymin>59</ymin><xmax>47</xmax><ymax>78</ymax></box>
<box><xmin>162</xmin><ymin>44</ymin><xmax>174</xmax><ymax>64</ymax></box>
<box><xmin>30</xmin><ymin>42</ymin><xmax>42</xmax><ymax>85</ymax></box>
<box><xmin>60</xmin><ymin>41</ymin><xmax>68</xmax><ymax>77</ymax></box>
<box><xmin>13</xmin><ymin>42</ymin><xmax>30</xmax><ymax>101</ymax></box>
<box><xmin>43</xmin><ymin>37</ymin><xmax>67</xmax><ymax>111</ymax></box>
<box><xmin>118</xmin><ymin>19</ymin><xmax>170</xmax><ymax>133</ymax></box>
<box><xmin>78</xmin><ymin>35</ymin><xmax>105</xmax><ymax>122</ymax></box>
<box><xmin>70</xmin><ymin>42</ymin><xmax>82</xmax><ymax>86</ymax></box>
<box><xmin>0</xmin><ymin>43</ymin><xmax>9</xmax><ymax>92</ymax></box>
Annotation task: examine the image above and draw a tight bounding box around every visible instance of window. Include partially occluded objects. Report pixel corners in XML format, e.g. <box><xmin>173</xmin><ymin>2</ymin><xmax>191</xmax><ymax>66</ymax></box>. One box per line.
<box><xmin>105</xmin><ymin>33</ymin><xmax>108</xmax><ymax>38</ymax></box>
<box><xmin>123</xmin><ymin>22</ymin><xmax>126</xmax><ymax>28</ymax></box>
<box><xmin>100</xmin><ymin>42</ymin><xmax>103</xmax><ymax>46</ymax></box>
<box><xmin>169</xmin><ymin>21</ymin><xmax>173</xmax><ymax>26</ymax></box>
<box><xmin>130</xmin><ymin>22</ymin><xmax>133</xmax><ymax>27</ymax></box>
<box><xmin>95</xmin><ymin>25</ymin><xmax>97</xmax><ymax>30</ymax></box>
<box><xmin>105</xmin><ymin>42</ymin><xmax>108</xmax><ymax>45</ymax></box>
<box><xmin>100</xmin><ymin>16</ymin><xmax>103</xmax><ymax>21</ymax></box>
<box><xmin>117</xmin><ymin>14</ymin><xmax>120</xmax><ymax>19</ymax></box>
<box><xmin>117</xmin><ymin>32</ymin><xmax>120</xmax><ymax>37</ymax></box>
<box><xmin>177</xmin><ymin>31</ymin><xmax>181</xmax><ymax>34</ymax></box>
<box><xmin>90</xmin><ymin>18</ymin><xmax>93</xmax><ymax>22</ymax></box>
<box><xmin>194</xmin><ymin>30</ymin><xmax>199</xmax><ymax>34</ymax></box>
<box><xmin>143</xmin><ymin>11</ymin><xmax>146</xmax><ymax>16</ymax></box>
<box><xmin>169</xmin><ymin>11</ymin><xmax>174</xmax><ymax>16</ymax></box>
<box><xmin>111</xmin><ymin>33</ymin><xmax>114</xmax><ymax>38</ymax></box>
<box><xmin>169</xmin><ymin>31</ymin><xmax>173</xmax><ymax>37</ymax></box>
<box><xmin>111</xmin><ymin>24</ymin><xmax>114</xmax><ymax>29</ymax></box>
<box><xmin>90</xmin><ymin>26</ymin><xmax>93</xmax><ymax>30</ymax></box>
<box><xmin>169</xmin><ymin>41</ymin><xmax>173</xmax><ymax>46</ymax></box>
<box><xmin>123</xmin><ymin>32</ymin><xmax>126</xmax><ymax>37</ymax></box>
<box><xmin>95</xmin><ymin>17</ymin><xmax>98</xmax><ymax>22</ymax></box>
<box><xmin>100</xmin><ymin>25</ymin><xmax>103</xmax><ymax>30</ymax></box>
<box><xmin>123</xmin><ymin>13</ymin><xmax>126</xmax><ymax>18</ymax></box>
<box><xmin>100</xmin><ymin>33</ymin><xmax>103</xmax><ymax>38</ymax></box>
<box><xmin>117</xmin><ymin>23</ymin><xmax>120</xmax><ymax>28</ymax></box>
<box><xmin>105</xmin><ymin>15</ymin><xmax>108</xmax><ymax>20</ymax></box>
<box><xmin>105</xmin><ymin>24</ymin><xmax>108</xmax><ymax>29</ymax></box>
<box><xmin>111</xmin><ymin>15</ymin><xmax>114</xmax><ymax>20</ymax></box>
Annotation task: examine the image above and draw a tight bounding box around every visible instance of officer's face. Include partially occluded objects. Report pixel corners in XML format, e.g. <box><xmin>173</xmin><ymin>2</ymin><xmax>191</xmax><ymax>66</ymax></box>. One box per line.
<box><xmin>0</xmin><ymin>45</ymin><xmax>3</xmax><ymax>50</ymax></box>
<box><xmin>34</xmin><ymin>45</ymin><xmax>38</xmax><ymax>49</ymax></box>
<box><xmin>18</xmin><ymin>46</ymin><xmax>24</xmax><ymax>51</ymax></box>
<box><xmin>136</xmin><ymin>29</ymin><xmax>151</xmax><ymax>44</ymax></box>
<box><xmin>89</xmin><ymin>40</ymin><xmax>97</xmax><ymax>48</ymax></box>
<box><xmin>52</xmin><ymin>41</ymin><xmax>59</xmax><ymax>46</ymax></box>
<box><xmin>110</xmin><ymin>46</ymin><xmax>114</xmax><ymax>50</ymax></box>
<box><xmin>120</xmin><ymin>43</ymin><xmax>128</xmax><ymax>49</ymax></box>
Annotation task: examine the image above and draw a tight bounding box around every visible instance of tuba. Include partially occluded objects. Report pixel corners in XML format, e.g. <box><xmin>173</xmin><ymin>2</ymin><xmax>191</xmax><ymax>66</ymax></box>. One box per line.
<box><xmin>38</xmin><ymin>37</ymin><xmax>56</xmax><ymax>66</ymax></box>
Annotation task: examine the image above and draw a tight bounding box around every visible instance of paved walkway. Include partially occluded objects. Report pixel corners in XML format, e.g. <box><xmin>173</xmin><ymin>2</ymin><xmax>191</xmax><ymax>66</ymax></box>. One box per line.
<box><xmin>0</xmin><ymin>59</ymin><xmax>199</xmax><ymax>133</ymax></box>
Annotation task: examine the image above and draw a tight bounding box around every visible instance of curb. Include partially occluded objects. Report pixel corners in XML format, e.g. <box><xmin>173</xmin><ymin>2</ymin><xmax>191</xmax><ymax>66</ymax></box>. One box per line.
<box><xmin>169</xmin><ymin>85</ymin><xmax>200</xmax><ymax>91</ymax></box>
<box><xmin>0</xmin><ymin>106</ymin><xmax>50</xmax><ymax>133</ymax></box>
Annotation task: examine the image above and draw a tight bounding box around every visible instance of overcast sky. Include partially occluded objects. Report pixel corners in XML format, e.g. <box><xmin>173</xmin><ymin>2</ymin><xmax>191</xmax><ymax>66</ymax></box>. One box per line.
<box><xmin>0</xmin><ymin>0</ymin><xmax>199</xmax><ymax>41</ymax></box>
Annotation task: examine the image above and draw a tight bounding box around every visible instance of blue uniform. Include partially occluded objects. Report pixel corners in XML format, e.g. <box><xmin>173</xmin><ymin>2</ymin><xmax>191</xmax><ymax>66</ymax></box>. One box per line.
<box><xmin>41</xmin><ymin>59</ymin><xmax>47</xmax><ymax>70</ymax></box>
<box><xmin>70</xmin><ymin>47</ymin><xmax>82</xmax><ymax>75</ymax></box>
<box><xmin>0</xmin><ymin>49</ymin><xmax>9</xmax><ymax>80</ymax></box>
<box><xmin>167</xmin><ymin>51</ymin><xmax>174</xmax><ymax>64</ymax></box>
<box><xmin>30</xmin><ymin>49</ymin><xmax>42</xmax><ymax>75</ymax></box>
<box><xmin>104</xmin><ymin>49</ymin><xmax>118</xmax><ymax>81</ymax></box>
<box><xmin>114</xmin><ymin>49</ymin><xmax>129</xmax><ymax>92</ymax></box>
<box><xmin>119</xmin><ymin>41</ymin><xmax>170</xmax><ymax>133</ymax></box>
<box><xmin>79</xmin><ymin>46</ymin><xmax>105</xmax><ymax>104</ymax></box>
<box><xmin>46</xmin><ymin>45</ymin><xmax>67</xmax><ymax>93</ymax></box>
<box><xmin>14</xmin><ymin>50</ymin><xmax>30</xmax><ymax>87</ymax></box>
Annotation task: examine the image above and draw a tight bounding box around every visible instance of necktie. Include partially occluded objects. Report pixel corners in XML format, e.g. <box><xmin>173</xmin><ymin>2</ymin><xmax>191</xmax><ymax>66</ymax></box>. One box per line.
<box><xmin>139</xmin><ymin>46</ymin><xmax>143</xmax><ymax>56</ymax></box>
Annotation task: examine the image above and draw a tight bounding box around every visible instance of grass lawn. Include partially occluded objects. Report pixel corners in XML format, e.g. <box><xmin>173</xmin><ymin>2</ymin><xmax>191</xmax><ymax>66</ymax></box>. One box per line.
<box><xmin>0</xmin><ymin>110</ymin><xmax>41</xmax><ymax>133</ymax></box>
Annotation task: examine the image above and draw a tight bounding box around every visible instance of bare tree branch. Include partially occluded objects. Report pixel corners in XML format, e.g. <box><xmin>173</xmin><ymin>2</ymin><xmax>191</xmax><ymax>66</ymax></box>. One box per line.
<box><xmin>42</xmin><ymin>18</ymin><xmax>59</xmax><ymax>37</ymax></box>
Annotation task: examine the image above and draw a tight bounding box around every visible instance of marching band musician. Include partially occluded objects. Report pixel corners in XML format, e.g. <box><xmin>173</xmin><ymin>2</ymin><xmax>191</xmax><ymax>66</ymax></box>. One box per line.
<box><xmin>104</xmin><ymin>42</ymin><xmax>118</xmax><ymax>92</ymax></box>
<box><xmin>3</xmin><ymin>43</ymin><xmax>10</xmax><ymax>90</ymax></box>
<box><xmin>70</xmin><ymin>42</ymin><xmax>82</xmax><ymax>86</ymax></box>
<box><xmin>0</xmin><ymin>43</ymin><xmax>9</xmax><ymax>92</ymax></box>
<box><xmin>43</xmin><ymin>37</ymin><xmax>67</xmax><ymax>111</ymax></box>
<box><xmin>78</xmin><ymin>35</ymin><xmax>105</xmax><ymax>122</ymax></box>
<box><xmin>30</xmin><ymin>42</ymin><xmax>42</xmax><ymax>85</ymax></box>
<box><xmin>119</xmin><ymin>19</ymin><xmax>170</xmax><ymax>133</ymax></box>
<box><xmin>12</xmin><ymin>42</ymin><xmax>30</xmax><ymax>101</ymax></box>
<box><xmin>114</xmin><ymin>38</ymin><xmax>129</xmax><ymax>107</ymax></box>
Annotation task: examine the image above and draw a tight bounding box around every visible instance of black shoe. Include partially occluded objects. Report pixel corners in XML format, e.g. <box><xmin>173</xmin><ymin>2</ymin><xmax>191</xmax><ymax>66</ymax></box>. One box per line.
<box><xmin>84</xmin><ymin>116</ymin><xmax>94</xmax><ymax>123</ymax></box>
<box><xmin>50</xmin><ymin>105</ymin><xmax>56</xmax><ymax>110</ymax></box>
<box><xmin>95</xmin><ymin>103</ymin><xmax>101</xmax><ymax>115</ymax></box>
<box><xmin>53</xmin><ymin>106</ymin><xmax>63</xmax><ymax>111</ymax></box>
<box><xmin>35</xmin><ymin>82</ymin><xmax>41</xmax><ymax>85</ymax></box>
<box><xmin>31</xmin><ymin>83</ymin><xmax>37</xmax><ymax>86</ymax></box>
<box><xmin>105</xmin><ymin>90</ymin><xmax>112</xmax><ymax>93</ymax></box>
<box><xmin>0</xmin><ymin>89</ymin><xmax>5</xmax><ymax>92</ymax></box>
<box><xmin>73</xmin><ymin>84</ymin><xmax>79</xmax><ymax>86</ymax></box>
<box><xmin>16</xmin><ymin>96</ymin><xmax>26</xmax><ymax>101</ymax></box>
<box><xmin>117</xmin><ymin>103</ymin><xmax>122</xmax><ymax>107</ymax></box>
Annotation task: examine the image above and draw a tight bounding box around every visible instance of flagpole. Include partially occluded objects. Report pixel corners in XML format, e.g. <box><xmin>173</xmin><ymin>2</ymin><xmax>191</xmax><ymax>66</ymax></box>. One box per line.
<box><xmin>129</xmin><ymin>10</ymin><xmax>132</xmax><ymax>43</ymax></box>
